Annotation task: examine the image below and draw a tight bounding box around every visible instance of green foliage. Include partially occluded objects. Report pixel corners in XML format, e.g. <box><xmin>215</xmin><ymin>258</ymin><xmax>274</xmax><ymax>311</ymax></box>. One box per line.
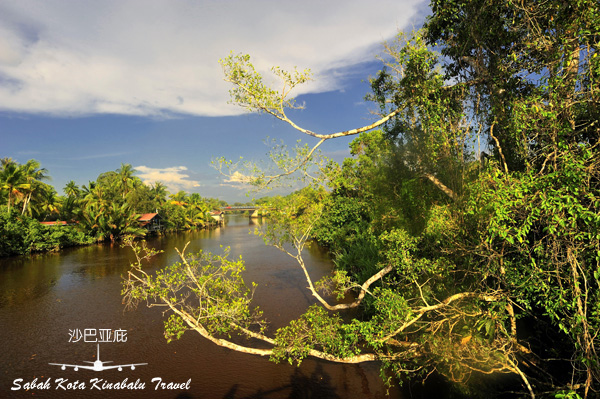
<box><xmin>216</xmin><ymin>54</ymin><xmax>331</xmax><ymax>189</ymax></box>
<box><xmin>79</xmin><ymin>201</ymin><xmax>147</xmax><ymax>242</ymax></box>
<box><xmin>164</xmin><ymin>314</ymin><xmax>188</xmax><ymax>343</ymax></box>
<box><xmin>0</xmin><ymin>208</ymin><xmax>28</xmax><ymax>256</ymax></box>
<box><xmin>213</xmin><ymin>138</ymin><xmax>329</xmax><ymax>190</ymax></box>
<box><xmin>311</xmin><ymin>194</ymin><xmax>372</xmax><ymax>251</ymax></box>
<box><xmin>256</xmin><ymin>186</ymin><xmax>326</xmax><ymax>250</ymax></box>
<box><xmin>0</xmin><ymin>208</ymin><xmax>93</xmax><ymax>256</ymax></box>
<box><xmin>271</xmin><ymin>305</ymin><xmax>360</xmax><ymax>365</ymax></box>
<box><xmin>367</xmin><ymin>32</ymin><xmax>473</xmax><ymax>203</ymax></box>
<box><xmin>0</xmin><ymin>158</ymin><xmax>56</xmax><ymax>218</ymax></box>
<box><xmin>25</xmin><ymin>219</ymin><xmax>93</xmax><ymax>253</ymax></box>
<box><xmin>469</xmin><ymin>148</ymin><xmax>600</xmax><ymax>375</ymax></box>
<box><xmin>76</xmin><ymin>164</ymin><xmax>215</xmax><ymax>239</ymax></box>
<box><xmin>555</xmin><ymin>391</ymin><xmax>583</xmax><ymax>399</ymax></box>
<box><xmin>330</xmin><ymin>232</ymin><xmax>381</xmax><ymax>285</ymax></box>
<box><xmin>220</xmin><ymin>53</ymin><xmax>312</xmax><ymax>116</ymax></box>
<box><xmin>0</xmin><ymin>159</ymin><xmax>30</xmax><ymax>213</ymax></box>
<box><xmin>123</xmin><ymin>240</ymin><xmax>264</xmax><ymax>343</ymax></box>
<box><xmin>123</xmin><ymin>1</ymin><xmax>599</xmax><ymax>397</ymax></box>
<box><xmin>0</xmin><ymin>160</ymin><xmax>222</xmax><ymax>256</ymax></box>
<box><xmin>161</xmin><ymin>197</ymin><xmax>211</xmax><ymax>232</ymax></box>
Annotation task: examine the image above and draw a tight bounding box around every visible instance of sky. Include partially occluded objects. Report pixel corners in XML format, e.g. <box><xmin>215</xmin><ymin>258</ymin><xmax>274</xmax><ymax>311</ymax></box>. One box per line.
<box><xmin>0</xmin><ymin>0</ymin><xmax>429</xmax><ymax>202</ymax></box>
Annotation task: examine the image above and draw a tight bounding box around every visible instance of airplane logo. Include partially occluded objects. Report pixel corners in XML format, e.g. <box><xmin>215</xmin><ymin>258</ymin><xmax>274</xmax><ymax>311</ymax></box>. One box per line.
<box><xmin>49</xmin><ymin>344</ymin><xmax>147</xmax><ymax>371</ymax></box>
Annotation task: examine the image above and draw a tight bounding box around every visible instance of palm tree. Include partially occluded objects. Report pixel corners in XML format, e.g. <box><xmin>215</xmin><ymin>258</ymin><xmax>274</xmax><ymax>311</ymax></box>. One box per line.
<box><xmin>64</xmin><ymin>180</ymin><xmax>81</xmax><ymax>198</ymax></box>
<box><xmin>80</xmin><ymin>202</ymin><xmax>146</xmax><ymax>242</ymax></box>
<box><xmin>19</xmin><ymin>159</ymin><xmax>50</xmax><ymax>216</ymax></box>
<box><xmin>170</xmin><ymin>191</ymin><xmax>188</xmax><ymax>204</ymax></box>
<box><xmin>183</xmin><ymin>193</ymin><xmax>210</xmax><ymax>228</ymax></box>
<box><xmin>188</xmin><ymin>193</ymin><xmax>203</xmax><ymax>205</ymax></box>
<box><xmin>60</xmin><ymin>195</ymin><xmax>80</xmax><ymax>222</ymax></box>
<box><xmin>0</xmin><ymin>161</ymin><xmax>29</xmax><ymax>213</ymax></box>
<box><xmin>80</xmin><ymin>181</ymin><xmax>96</xmax><ymax>198</ymax></box>
<box><xmin>151</xmin><ymin>181</ymin><xmax>169</xmax><ymax>205</ymax></box>
<box><xmin>36</xmin><ymin>186</ymin><xmax>60</xmax><ymax>221</ymax></box>
<box><xmin>1</xmin><ymin>157</ymin><xmax>15</xmax><ymax>167</ymax></box>
<box><xmin>116</xmin><ymin>163</ymin><xmax>137</xmax><ymax>199</ymax></box>
<box><xmin>83</xmin><ymin>184</ymin><xmax>108</xmax><ymax>215</ymax></box>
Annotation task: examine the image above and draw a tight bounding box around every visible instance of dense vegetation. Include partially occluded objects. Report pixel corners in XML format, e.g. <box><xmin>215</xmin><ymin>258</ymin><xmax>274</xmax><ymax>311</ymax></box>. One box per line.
<box><xmin>289</xmin><ymin>2</ymin><xmax>599</xmax><ymax>395</ymax></box>
<box><xmin>305</xmin><ymin>3</ymin><xmax>600</xmax><ymax>395</ymax></box>
<box><xmin>125</xmin><ymin>1</ymin><xmax>599</xmax><ymax>397</ymax></box>
<box><xmin>0</xmin><ymin>159</ymin><xmax>229</xmax><ymax>256</ymax></box>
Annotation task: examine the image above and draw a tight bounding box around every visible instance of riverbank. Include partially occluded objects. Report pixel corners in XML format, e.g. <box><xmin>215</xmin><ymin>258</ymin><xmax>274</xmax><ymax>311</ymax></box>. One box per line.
<box><xmin>0</xmin><ymin>208</ymin><xmax>220</xmax><ymax>258</ymax></box>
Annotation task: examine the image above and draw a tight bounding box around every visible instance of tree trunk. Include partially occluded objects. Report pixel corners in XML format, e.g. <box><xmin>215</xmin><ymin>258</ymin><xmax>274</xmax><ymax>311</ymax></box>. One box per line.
<box><xmin>422</xmin><ymin>172</ymin><xmax>458</xmax><ymax>201</ymax></box>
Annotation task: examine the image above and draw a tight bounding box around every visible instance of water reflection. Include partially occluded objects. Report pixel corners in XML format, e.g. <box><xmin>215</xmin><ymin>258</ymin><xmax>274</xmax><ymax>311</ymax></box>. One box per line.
<box><xmin>0</xmin><ymin>215</ymin><xmax>400</xmax><ymax>398</ymax></box>
<box><xmin>0</xmin><ymin>253</ymin><xmax>62</xmax><ymax>307</ymax></box>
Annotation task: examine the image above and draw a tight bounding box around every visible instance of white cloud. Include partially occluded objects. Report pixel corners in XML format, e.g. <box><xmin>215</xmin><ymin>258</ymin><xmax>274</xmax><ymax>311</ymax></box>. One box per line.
<box><xmin>0</xmin><ymin>0</ymin><xmax>425</xmax><ymax>117</ymax></box>
<box><xmin>135</xmin><ymin>165</ymin><xmax>201</xmax><ymax>194</ymax></box>
<box><xmin>219</xmin><ymin>171</ymin><xmax>255</xmax><ymax>191</ymax></box>
<box><xmin>224</xmin><ymin>171</ymin><xmax>254</xmax><ymax>184</ymax></box>
<box><xmin>219</xmin><ymin>182</ymin><xmax>252</xmax><ymax>190</ymax></box>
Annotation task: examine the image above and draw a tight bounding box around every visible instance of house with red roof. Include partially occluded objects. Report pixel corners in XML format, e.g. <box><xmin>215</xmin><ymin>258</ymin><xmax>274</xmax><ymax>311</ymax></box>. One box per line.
<box><xmin>137</xmin><ymin>213</ymin><xmax>163</xmax><ymax>232</ymax></box>
<box><xmin>210</xmin><ymin>210</ymin><xmax>224</xmax><ymax>224</ymax></box>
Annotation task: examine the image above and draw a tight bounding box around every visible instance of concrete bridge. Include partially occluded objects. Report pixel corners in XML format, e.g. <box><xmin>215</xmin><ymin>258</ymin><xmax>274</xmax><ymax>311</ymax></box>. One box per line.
<box><xmin>219</xmin><ymin>206</ymin><xmax>261</xmax><ymax>218</ymax></box>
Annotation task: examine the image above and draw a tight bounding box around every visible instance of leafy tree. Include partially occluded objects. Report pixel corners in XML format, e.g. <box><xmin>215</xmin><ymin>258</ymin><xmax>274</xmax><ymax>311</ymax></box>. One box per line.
<box><xmin>185</xmin><ymin>193</ymin><xmax>210</xmax><ymax>228</ymax></box>
<box><xmin>0</xmin><ymin>160</ymin><xmax>217</xmax><ymax>252</ymax></box>
<box><xmin>367</xmin><ymin>31</ymin><xmax>474</xmax><ymax>201</ymax></box>
<box><xmin>159</xmin><ymin>192</ymin><xmax>211</xmax><ymax>231</ymax></box>
<box><xmin>78</xmin><ymin>172</ymin><xmax>138</xmax><ymax>241</ymax></box>
<box><xmin>126</xmin><ymin>38</ymin><xmax>507</xmax><ymax>396</ymax></box>
<box><xmin>82</xmin><ymin>183</ymin><xmax>109</xmax><ymax>216</ymax></box>
<box><xmin>18</xmin><ymin>159</ymin><xmax>50</xmax><ymax>216</ymax></box>
<box><xmin>63</xmin><ymin>180</ymin><xmax>81</xmax><ymax>198</ymax></box>
<box><xmin>422</xmin><ymin>1</ymin><xmax>600</xmax><ymax>396</ymax></box>
<box><xmin>170</xmin><ymin>190</ymin><xmax>188</xmax><ymax>203</ymax></box>
<box><xmin>121</xmin><ymin>2</ymin><xmax>599</xmax><ymax>397</ymax></box>
<box><xmin>0</xmin><ymin>208</ymin><xmax>28</xmax><ymax>256</ymax></box>
<box><xmin>150</xmin><ymin>181</ymin><xmax>169</xmax><ymax>205</ymax></box>
<box><xmin>33</xmin><ymin>184</ymin><xmax>60</xmax><ymax>221</ymax></box>
<box><xmin>215</xmin><ymin>53</ymin><xmax>400</xmax><ymax>190</ymax></box>
<box><xmin>123</xmin><ymin>233</ymin><xmax>377</xmax><ymax>364</ymax></box>
<box><xmin>59</xmin><ymin>195</ymin><xmax>80</xmax><ymax>222</ymax></box>
<box><xmin>0</xmin><ymin>160</ymin><xmax>30</xmax><ymax>213</ymax></box>
<box><xmin>0</xmin><ymin>207</ymin><xmax>92</xmax><ymax>256</ymax></box>
<box><xmin>116</xmin><ymin>163</ymin><xmax>137</xmax><ymax>199</ymax></box>
<box><xmin>124</xmin><ymin>182</ymin><xmax>156</xmax><ymax>213</ymax></box>
<box><xmin>0</xmin><ymin>159</ymin><xmax>58</xmax><ymax>219</ymax></box>
<box><xmin>161</xmin><ymin>201</ymin><xmax>187</xmax><ymax>231</ymax></box>
<box><xmin>79</xmin><ymin>202</ymin><xmax>145</xmax><ymax>242</ymax></box>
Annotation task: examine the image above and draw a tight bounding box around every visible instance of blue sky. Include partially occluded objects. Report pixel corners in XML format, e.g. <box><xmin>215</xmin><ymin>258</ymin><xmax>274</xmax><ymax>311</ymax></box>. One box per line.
<box><xmin>0</xmin><ymin>0</ymin><xmax>429</xmax><ymax>202</ymax></box>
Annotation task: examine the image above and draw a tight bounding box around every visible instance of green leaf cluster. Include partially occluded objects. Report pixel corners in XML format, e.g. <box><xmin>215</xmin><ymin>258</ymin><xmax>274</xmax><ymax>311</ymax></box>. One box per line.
<box><xmin>271</xmin><ymin>305</ymin><xmax>360</xmax><ymax>365</ymax></box>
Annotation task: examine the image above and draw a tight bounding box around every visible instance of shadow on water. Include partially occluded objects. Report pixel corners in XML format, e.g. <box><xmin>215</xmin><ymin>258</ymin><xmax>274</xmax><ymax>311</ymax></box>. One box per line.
<box><xmin>172</xmin><ymin>364</ymin><xmax>339</xmax><ymax>399</ymax></box>
<box><xmin>224</xmin><ymin>364</ymin><xmax>338</xmax><ymax>399</ymax></box>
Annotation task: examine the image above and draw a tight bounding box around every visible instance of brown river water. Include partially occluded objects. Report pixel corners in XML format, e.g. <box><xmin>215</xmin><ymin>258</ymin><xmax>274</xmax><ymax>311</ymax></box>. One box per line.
<box><xmin>0</xmin><ymin>215</ymin><xmax>401</xmax><ymax>399</ymax></box>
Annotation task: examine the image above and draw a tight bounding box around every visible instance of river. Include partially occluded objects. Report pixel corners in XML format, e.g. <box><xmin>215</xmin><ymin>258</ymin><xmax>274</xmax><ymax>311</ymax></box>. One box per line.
<box><xmin>0</xmin><ymin>215</ymin><xmax>400</xmax><ymax>398</ymax></box>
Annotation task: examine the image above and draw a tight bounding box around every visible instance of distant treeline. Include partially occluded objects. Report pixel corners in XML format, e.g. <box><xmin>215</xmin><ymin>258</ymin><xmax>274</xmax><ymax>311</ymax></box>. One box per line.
<box><xmin>0</xmin><ymin>160</ymin><xmax>238</xmax><ymax>256</ymax></box>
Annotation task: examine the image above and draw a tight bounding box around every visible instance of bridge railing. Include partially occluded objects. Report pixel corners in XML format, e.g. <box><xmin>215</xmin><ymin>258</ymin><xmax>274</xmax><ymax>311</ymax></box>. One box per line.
<box><xmin>218</xmin><ymin>206</ymin><xmax>260</xmax><ymax>211</ymax></box>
